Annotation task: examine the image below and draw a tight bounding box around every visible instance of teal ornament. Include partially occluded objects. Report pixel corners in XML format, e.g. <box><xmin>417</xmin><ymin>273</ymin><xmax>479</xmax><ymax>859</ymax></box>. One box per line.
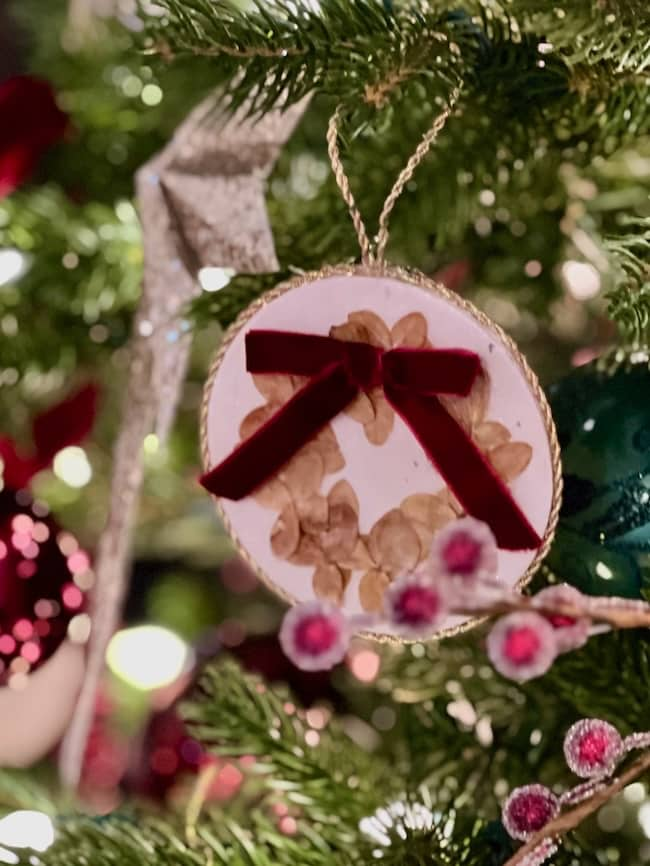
<box><xmin>546</xmin><ymin>355</ymin><xmax>650</xmax><ymax>600</ymax></box>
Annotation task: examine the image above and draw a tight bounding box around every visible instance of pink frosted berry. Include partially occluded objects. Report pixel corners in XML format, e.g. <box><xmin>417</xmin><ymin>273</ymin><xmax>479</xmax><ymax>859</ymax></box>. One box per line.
<box><xmin>430</xmin><ymin>517</ymin><xmax>498</xmax><ymax>588</ymax></box>
<box><xmin>563</xmin><ymin>718</ymin><xmax>623</xmax><ymax>779</ymax></box>
<box><xmin>502</xmin><ymin>784</ymin><xmax>560</xmax><ymax>841</ymax></box>
<box><xmin>486</xmin><ymin>612</ymin><xmax>557</xmax><ymax>682</ymax></box>
<box><xmin>279</xmin><ymin>601</ymin><xmax>350</xmax><ymax>671</ymax></box>
<box><xmin>385</xmin><ymin>572</ymin><xmax>448</xmax><ymax>638</ymax></box>
<box><xmin>533</xmin><ymin>584</ymin><xmax>590</xmax><ymax>653</ymax></box>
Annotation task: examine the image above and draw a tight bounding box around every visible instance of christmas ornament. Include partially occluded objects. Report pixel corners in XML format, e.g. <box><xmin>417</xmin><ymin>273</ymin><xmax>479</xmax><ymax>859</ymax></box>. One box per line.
<box><xmin>0</xmin><ymin>76</ymin><xmax>68</xmax><ymax>198</ymax></box>
<box><xmin>384</xmin><ymin>571</ymin><xmax>448</xmax><ymax>639</ymax></box>
<box><xmin>563</xmin><ymin>718</ymin><xmax>623</xmax><ymax>779</ymax></box>
<box><xmin>501</xmin><ymin>785</ymin><xmax>559</xmax><ymax>842</ymax></box>
<box><xmin>502</xmin><ymin>717</ymin><xmax>650</xmax><ymax>864</ymax></box>
<box><xmin>279</xmin><ymin>600</ymin><xmax>350</xmax><ymax>671</ymax></box>
<box><xmin>486</xmin><ymin>612</ymin><xmax>557</xmax><ymax>682</ymax></box>
<box><xmin>200</xmin><ymin>92</ymin><xmax>561</xmax><ymax>641</ymax></box>
<box><xmin>0</xmin><ymin>385</ymin><xmax>96</xmax><ymax>683</ymax></box>
<box><xmin>532</xmin><ymin>584</ymin><xmax>590</xmax><ymax>653</ymax></box>
<box><xmin>546</xmin><ymin>355</ymin><xmax>650</xmax><ymax>599</ymax></box>
<box><xmin>0</xmin><ymin>640</ymin><xmax>84</xmax><ymax>767</ymax></box>
<box><xmin>60</xmin><ymin>92</ymin><xmax>309</xmax><ymax>788</ymax></box>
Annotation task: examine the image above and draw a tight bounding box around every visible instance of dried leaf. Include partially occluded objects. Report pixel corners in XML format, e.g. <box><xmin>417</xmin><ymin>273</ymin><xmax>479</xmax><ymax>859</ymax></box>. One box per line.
<box><xmin>330</xmin><ymin>320</ymin><xmax>369</xmax><ymax>344</ymax></box>
<box><xmin>280</xmin><ymin>451</ymin><xmax>324</xmax><ymax>501</ymax></box>
<box><xmin>489</xmin><ymin>441</ymin><xmax>533</xmax><ymax>482</ymax></box>
<box><xmin>364</xmin><ymin>390</ymin><xmax>394</xmax><ymax>445</ymax></box>
<box><xmin>327</xmin><ymin>480</ymin><xmax>359</xmax><ymax>516</ymax></box>
<box><xmin>368</xmin><ymin>509</ymin><xmax>421</xmax><ymax>574</ymax></box>
<box><xmin>400</xmin><ymin>493</ymin><xmax>457</xmax><ymax>554</ymax></box>
<box><xmin>312</xmin><ymin>424</ymin><xmax>345</xmax><ymax>474</ymax></box>
<box><xmin>339</xmin><ymin>537</ymin><xmax>375</xmax><ymax>570</ymax></box>
<box><xmin>359</xmin><ymin>570</ymin><xmax>391</xmax><ymax>613</ymax></box>
<box><xmin>288</xmin><ymin>535</ymin><xmax>326</xmax><ymax>566</ymax></box>
<box><xmin>270</xmin><ymin>504</ymin><xmax>300</xmax><ymax>559</ymax></box>
<box><xmin>252</xmin><ymin>373</ymin><xmax>296</xmax><ymax>404</ymax></box>
<box><xmin>253</xmin><ymin>478</ymin><xmax>292</xmax><ymax>510</ymax></box>
<box><xmin>391</xmin><ymin>313</ymin><xmax>428</xmax><ymax>348</ymax></box>
<box><xmin>348</xmin><ymin>310</ymin><xmax>391</xmax><ymax>347</ymax></box>
<box><xmin>465</xmin><ymin>369</ymin><xmax>490</xmax><ymax>427</ymax></box>
<box><xmin>438</xmin><ymin>392</ymin><xmax>472</xmax><ymax>434</ymax></box>
<box><xmin>320</xmin><ymin>502</ymin><xmax>358</xmax><ymax>561</ymax></box>
<box><xmin>297</xmin><ymin>494</ymin><xmax>329</xmax><ymax>534</ymax></box>
<box><xmin>313</xmin><ymin>563</ymin><xmax>347</xmax><ymax>604</ymax></box>
<box><xmin>439</xmin><ymin>487</ymin><xmax>464</xmax><ymax>516</ymax></box>
<box><xmin>474</xmin><ymin>420</ymin><xmax>511</xmax><ymax>452</ymax></box>
<box><xmin>345</xmin><ymin>392</ymin><xmax>375</xmax><ymax>425</ymax></box>
<box><xmin>239</xmin><ymin>404</ymin><xmax>276</xmax><ymax>440</ymax></box>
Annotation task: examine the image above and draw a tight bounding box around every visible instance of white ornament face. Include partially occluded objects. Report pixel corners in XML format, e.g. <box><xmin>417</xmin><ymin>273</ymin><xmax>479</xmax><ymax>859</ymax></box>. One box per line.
<box><xmin>202</xmin><ymin>266</ymin><xmax>560</xmax><ymax>639</ymax></box>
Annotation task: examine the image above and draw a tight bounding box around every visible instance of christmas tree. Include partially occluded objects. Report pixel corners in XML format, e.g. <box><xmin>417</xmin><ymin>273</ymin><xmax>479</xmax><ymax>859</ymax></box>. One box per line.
<box><xmin>1</xmin><ymin>1</ymin><xmax>650</xmax><ymax>864</ymax></box>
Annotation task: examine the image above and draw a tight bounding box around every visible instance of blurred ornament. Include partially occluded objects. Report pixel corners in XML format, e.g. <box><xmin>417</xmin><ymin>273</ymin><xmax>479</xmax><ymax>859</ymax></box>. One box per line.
<box><xmin>60</xmin><ymin>91</ymin><xmax>309</xmax><ymax>787</ymax></box>
<box><xmin>0</xmin><ymin>640</ymin><xmax>84</xmax><ymax>767</ymax></box>
<box><xmin>0</xmin><ymin>76</ymin><xmax>68</xmax><ymax>197</ymax></box>
<box><xmin>0</xmin><ymin>385</ymin><xmax>97</xmax><ymax>683</ymax></box>
<box><xmin>486</xmin><ymin>611</ymin><xmax>557</xmax><ymax>682</ymax></box>
<box><xmin>546</xmin><ymin>355</ymin><xmax>650</xmax><ymax>598</ymax></box>
<box><xmin>0</xmin><ymin>383</ymin><xmax>98</xmax><ymax>489</ymax></box>
<box><xmin>531</xmin><ymin>584</ymin><xmax>590</xmax><ymax>653</ymax></box>
<box><xmin>0</xmin><ymin>488</ymin><xmax>91</xmax><ymax>682</ymax></box>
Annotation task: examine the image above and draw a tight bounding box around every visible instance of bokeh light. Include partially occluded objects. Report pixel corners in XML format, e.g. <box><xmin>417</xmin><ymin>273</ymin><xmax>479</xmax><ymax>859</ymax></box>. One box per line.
<box><xmin>0</xmin><ymin>811</ymin><xmax>54</xmax><ymax>863</ymax></box>
<box><xmin>106</xmin><ymin>625</ymin><xmax>193</xmax><ymax>690</ymax></box>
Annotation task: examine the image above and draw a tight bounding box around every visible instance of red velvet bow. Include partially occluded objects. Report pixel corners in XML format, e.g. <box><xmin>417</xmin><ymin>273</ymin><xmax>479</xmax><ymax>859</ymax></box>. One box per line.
<box><xmin>200</xmin><ymin>330</ymin><xmax>541</xmax><ymax>551</ymax></box>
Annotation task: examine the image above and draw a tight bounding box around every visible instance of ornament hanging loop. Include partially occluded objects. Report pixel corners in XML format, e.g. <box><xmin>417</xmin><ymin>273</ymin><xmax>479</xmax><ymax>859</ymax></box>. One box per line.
<box><xmin>326</xmin><ymin>85</ymin><xmax>461</xmax><ymax>267</ymax></box>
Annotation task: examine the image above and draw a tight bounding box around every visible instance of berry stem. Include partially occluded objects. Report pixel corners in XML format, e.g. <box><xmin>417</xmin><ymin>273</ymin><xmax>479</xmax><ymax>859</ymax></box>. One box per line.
<box><xmin>504</xmin><ymin>749</ymin><xmax>650</xmax><ymax>866</ymax></box>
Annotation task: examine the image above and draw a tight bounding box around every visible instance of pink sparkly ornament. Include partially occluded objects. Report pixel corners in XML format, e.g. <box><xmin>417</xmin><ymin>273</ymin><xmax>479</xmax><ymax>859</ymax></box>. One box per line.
<box><xmin>502</xmin><ymin>784</ymin><xmax>560</xmax><ymax>841</ymax></box>
<box><xmin>429</xmin><ymin>517</ymin><xmax>498</xmax><ymax>589</ymax></box>
<box><xmin>0</xmin><ymin>489</ymin><xmax>91</xmax><ymax>684</ymax></box>
<box><xmin>563</xmin><ymin>718</ymin><xmax>623</xmax><ymax>779</ymax></box>
<box><xmin>279</xmin><ymin>601</ymin><xmax>350</xmax><ymax>671</ymax></box>
<box><xmin>384</xmin><ymin>572</ymin><xmax>448</xmax><ymax>639</ymax></box>
<box><xmin>533</xmin><ymin>584</ymin><xmax>590</xmax><ymax>653</ymax></box>
<box><xmin>487</xmin><ymin>611</ymin><xmax>557</xmax><ymax>682</ymax></box>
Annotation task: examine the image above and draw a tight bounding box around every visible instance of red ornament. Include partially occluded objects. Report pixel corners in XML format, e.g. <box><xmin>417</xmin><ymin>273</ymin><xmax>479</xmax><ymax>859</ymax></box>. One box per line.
<box><xmin>279</xmin><ymin>601</ymin><xmax>349</xmax><ymax>671</ymax></box>
<box><xmin>487</xmin><ymin>611</ymin><xmax>557</xmax><ymax>682</ymax></box>
<box><xmin>533</xmin><ymin>584</ymin><xmax>590</xmax><ymax>653</ymax></box>
<box><xmin>0</xmin><ymin>488</ymin><xmax>90</xmax><ymax>684</ymax></box>
<box><xmin>563</xmin><ymin>718</ymin><xmax>623</xmax><ymax>779</ymax></box>
<box><xmin>0</xmin><ymin>384</ymin><xmax>98</xmax><ymax>683</ymax></box>
<box><xmin>385</xmin><ymin>572</ymin><xmax>448</xmax><ymax>638</ymax></box>
<box><xmin>502</xmin><ymin>784</ymin><xmax>559</xmax><ymax>841</ymax></box>
<box><xmin>0</xmin><ymin>76</ymin><xmax>69</xmax><ymax>198</ymax></box>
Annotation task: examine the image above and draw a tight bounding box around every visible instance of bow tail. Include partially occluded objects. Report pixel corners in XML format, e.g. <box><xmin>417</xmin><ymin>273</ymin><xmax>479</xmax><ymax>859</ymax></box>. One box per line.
<box><xmin>385</xmin><ymin>386</ymin><xmax>541</xmax><ymax>551</ymax></box>
<box><xmin>200</xmin><ymin>363</ymin><xmax>358</xmax><ymax>499</ymax></box>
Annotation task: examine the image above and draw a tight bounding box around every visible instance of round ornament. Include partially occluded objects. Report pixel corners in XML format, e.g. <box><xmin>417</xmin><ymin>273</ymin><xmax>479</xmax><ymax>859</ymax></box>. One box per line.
<box><xmin>0</xmin><ymin>640</ymin><xmax>85</xmax><ymax>767</ymax></box>
<box><xmin>546</xmin><ymin>355</ymin><xmax>650</xmax><ymax>599</ymax></box>
<box><xmin>201</xmin><ymin>265</ymin><xmax>561</xmax><ymax>639</ymax></box>
<box><xmin>0</xmin><ymin>487</ymin><xmax>91</xmax><ymax>683</ymax></box>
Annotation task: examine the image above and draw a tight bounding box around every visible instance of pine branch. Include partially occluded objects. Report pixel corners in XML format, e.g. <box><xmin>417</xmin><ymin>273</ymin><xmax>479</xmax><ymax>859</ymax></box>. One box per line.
<box><xmin>181</xmin><ymin>659</ymin><xmax>398</xmax><ymax>835</ymax></box>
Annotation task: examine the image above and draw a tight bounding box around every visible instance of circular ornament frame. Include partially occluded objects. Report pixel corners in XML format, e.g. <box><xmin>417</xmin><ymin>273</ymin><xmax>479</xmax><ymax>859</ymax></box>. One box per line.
<box><xmin>201</xmin><ymin>263</ymin><xmax>563</xmax><ymax>642</ymax></box>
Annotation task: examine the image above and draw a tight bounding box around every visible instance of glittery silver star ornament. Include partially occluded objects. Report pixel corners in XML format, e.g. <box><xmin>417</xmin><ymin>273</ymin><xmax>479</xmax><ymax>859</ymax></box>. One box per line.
<box><xmin>59</xmin><ymin>92</ymin><xmax>308</xmax><ymax>787</ymax></box>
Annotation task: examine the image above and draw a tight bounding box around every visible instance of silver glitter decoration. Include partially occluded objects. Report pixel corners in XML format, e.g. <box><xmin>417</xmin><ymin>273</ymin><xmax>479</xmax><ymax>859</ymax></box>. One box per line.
<box><xmin>59</xmin><ymin>91</ymin><xmax>308</xmax><ymax>788</ymax></box>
